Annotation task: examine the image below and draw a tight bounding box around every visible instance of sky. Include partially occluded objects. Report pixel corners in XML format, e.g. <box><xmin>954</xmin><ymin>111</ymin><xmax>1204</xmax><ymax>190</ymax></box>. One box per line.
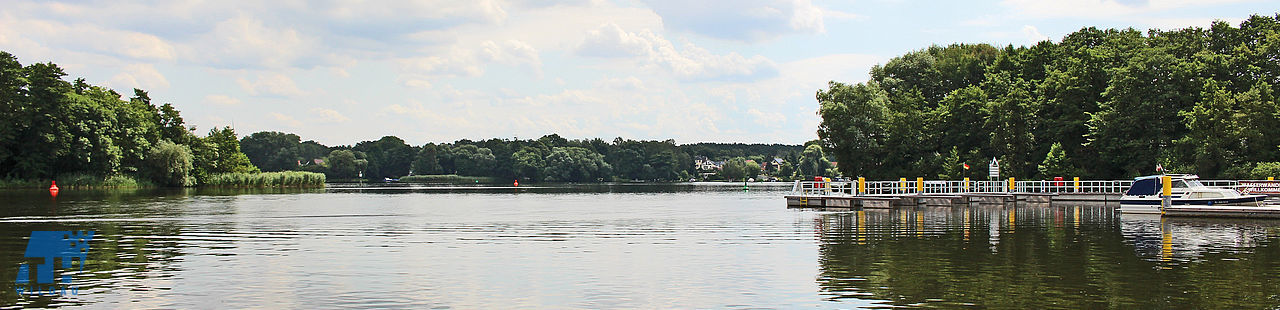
<box><xmin>1</xmin><ymin>0</ymin><xmax>1276</xmax><ymax>146</ymax></box>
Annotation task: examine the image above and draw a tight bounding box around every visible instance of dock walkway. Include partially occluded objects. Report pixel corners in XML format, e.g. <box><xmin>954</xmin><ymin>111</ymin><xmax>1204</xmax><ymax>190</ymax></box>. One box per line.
<box><xmin>786</xmin><ymin>179</ymin><xmax>1129</xmax><ymax>208</ymax></box>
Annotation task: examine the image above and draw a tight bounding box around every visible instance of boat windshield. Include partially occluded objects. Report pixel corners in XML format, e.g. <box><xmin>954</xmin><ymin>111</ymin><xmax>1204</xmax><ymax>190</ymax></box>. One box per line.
<box><xmin>1186</xmin><ymin>180</ymin><xmax>1205</xmax><ymax>187</ymax></box>
<box><xmin>1173</xmin><ymin>180</ymin><xmax>1189</xmax><ymax>188</ymax></box>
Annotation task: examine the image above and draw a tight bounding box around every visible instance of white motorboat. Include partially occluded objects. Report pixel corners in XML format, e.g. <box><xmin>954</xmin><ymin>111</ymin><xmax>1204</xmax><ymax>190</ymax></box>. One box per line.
<box><xmin>1118</xmin><ymin>174</ymin><xmax>1267</xmax><ymax>214</ymax></box>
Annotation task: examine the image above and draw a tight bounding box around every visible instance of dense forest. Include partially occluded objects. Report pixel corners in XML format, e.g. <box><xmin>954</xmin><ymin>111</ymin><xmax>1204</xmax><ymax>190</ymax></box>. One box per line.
<box><xmin>238</xmin><ymin>132</ymin><xmax>812</xmax><ymax>182</ymax></box>
<box><xmin>817</xmin><ymin>14</ymin><xmax>1280</xmax><ymax>180</ymax></box>
<box><xmin>0</xmin><ymin>51</ymin><xmax>260</xmax><ymax>187</ymax></box>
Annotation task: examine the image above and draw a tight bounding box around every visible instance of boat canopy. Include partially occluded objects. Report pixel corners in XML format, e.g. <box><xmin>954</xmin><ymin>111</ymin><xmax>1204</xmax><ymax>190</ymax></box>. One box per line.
<box><xmin>1126</xmin><ymin>174</ymin><xmax>1199</xmax><ymax>196</ymax></box>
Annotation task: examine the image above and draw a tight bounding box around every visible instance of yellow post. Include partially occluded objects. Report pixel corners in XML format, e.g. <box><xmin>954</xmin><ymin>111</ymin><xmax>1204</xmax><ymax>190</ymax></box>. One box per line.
<box><xmin>899</xmin><ymin>177</ymin><xmax>906</xmax><ymax>192</ymax></box>
<box><xmin>916</xmin><ymin>177</ymin><xmax>924</xmax><ymax>193</ymax></box>
<box><xmin>1161</xmin><ymin>175</ymin><xmax>1172</xmax><ymax>197</ymax></box>
<box><xmin>1270</xmin><ymin>177</ymin><xmax>1275</xmax><ymax>181</ymax></box>
<box><xmin>1073</xmin><ymin>177</ymin><xmax>1080</xmax><ymax>192</ymax></box>
<box><xmin>857</xmin><ymin>177</ymin><xmax>865</xmax><ymax>195</ymax></box>
<box><xmin>1008</xmin><ymin>177</ymin><xmax>1016</xmax><ymax>192</ymax></box>
<box><xmin>963</xmin><ymin>177</ymin><xmax>970</xmax><ymax>192</ymax></box>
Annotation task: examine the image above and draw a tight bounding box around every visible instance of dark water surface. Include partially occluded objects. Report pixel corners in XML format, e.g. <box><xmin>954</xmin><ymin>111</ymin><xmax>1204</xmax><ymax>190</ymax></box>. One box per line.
<box><xmin>3</xmin><ymin>183</ymin><xmax>1280</xmax><ymax>308</ymax></box>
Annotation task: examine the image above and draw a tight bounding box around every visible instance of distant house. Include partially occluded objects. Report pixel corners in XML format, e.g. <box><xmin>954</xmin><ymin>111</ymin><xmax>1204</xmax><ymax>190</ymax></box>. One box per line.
<box><xmin>694</xmin><ymin>156</ymin><xmax>723</xmax><ymax>171</ymax></box>
<box><xmin>313</xmin><ymin>158</ymin><xmax>326</xmax><ymax>165</ymax></box>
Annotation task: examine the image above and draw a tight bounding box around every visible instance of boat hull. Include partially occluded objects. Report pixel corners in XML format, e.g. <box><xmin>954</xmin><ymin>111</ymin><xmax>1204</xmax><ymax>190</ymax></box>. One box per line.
<box><xmin>1119</xmin><ymin>195</ymin><xmax>1269</xmax><ymax>214</ymax></box>
<box><xmin>1118</xmin><ymin>195</ymin><xmax>1267</xmax><ymax>206</ymax></box>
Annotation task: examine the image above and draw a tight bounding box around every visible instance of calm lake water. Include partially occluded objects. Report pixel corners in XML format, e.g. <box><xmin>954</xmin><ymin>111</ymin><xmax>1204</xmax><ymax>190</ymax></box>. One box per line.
<box><xmin>3</xmin><ymin>183</ymin><xmax>1280</xmax><ymax>308</ymax></box>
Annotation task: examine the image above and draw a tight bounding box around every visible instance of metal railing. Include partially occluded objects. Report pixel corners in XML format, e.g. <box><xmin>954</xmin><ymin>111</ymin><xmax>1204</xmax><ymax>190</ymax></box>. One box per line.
<box><xmin>792</xmin><ymin>179</ymin><xmax>1136</xmax><ymax>196</ymax></box>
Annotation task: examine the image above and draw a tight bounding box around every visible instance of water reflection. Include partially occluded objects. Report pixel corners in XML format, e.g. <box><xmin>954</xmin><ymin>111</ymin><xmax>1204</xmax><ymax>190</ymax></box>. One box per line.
<box><xmin>814</xmin><ymin>203</ymin><xmax>1280</xmax><ymax>308</ymax></box>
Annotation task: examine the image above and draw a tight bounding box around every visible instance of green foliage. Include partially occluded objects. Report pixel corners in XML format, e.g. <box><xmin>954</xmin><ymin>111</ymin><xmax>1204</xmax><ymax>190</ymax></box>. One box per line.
<box><xmin>1250</xmin><ymin>162</ymin><xmax>1280</xmax><ymax>180</ymax></box>
<box><xmin>353</xmin><ymin>136</ymin><xmax>415</xmax><ymax>178</ymax></box>
<box><xmin>1038</xmin><ymin>143</ymin><xmax>1082</xmax><ymax>178</ymax></box>
<box><xmin>798</xmin><ymin>144</ymin><xmax>835</xmax><ymax>178</ymax></box>
<box><xmin>745</xmin><ymin>160</ymin><xmax>762</xmax><ymax>179</ymax></box>
<box><xmin>817</xmin><ymin>15</ymin><xmax>1280</xmax><ymax>179</ymax></box>
<box><xmin>191</xmin><ymin>126</ymin><xmax>259</xmax><ymax>183</ymax></box>
<box><xmin>541</xmin><ymin>147</ymin><xmax>612</xmax><ymax>182</ymax></box>
<box><xmin>239</xmin><ymin>131</ymin><xmax>305</xmax><ymax>172</ymax></box>
<box><xmin>203</xmin><ymin>171</ymin><xmax>325</xmax><ymax>188</ymax></box>
<box><xmin>720</xmin><ymin>158</ymin><xmax>747</xmax><ymax>181</ymax></box>
<box><xmin>144</xmin><ymin>140</ymin><xmax>194</xmax><ymax>187</ymax></box>
<box><xmin>324</xmin><ymin>149</ymin><xmax>367</xmax><ymax>179</ymax></box>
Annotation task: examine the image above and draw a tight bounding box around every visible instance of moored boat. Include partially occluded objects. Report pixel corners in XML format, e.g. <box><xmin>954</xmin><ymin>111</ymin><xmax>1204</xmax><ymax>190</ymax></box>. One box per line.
<box><xmin>1119</xmin><ymin>174</ymin><xmax>1267</xmax><ymax>214</ymax></box>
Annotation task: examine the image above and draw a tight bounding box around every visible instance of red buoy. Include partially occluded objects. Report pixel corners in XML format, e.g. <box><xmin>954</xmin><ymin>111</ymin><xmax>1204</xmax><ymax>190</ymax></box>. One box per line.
<box><xmin>49</xmin><ymin>180</ymin><xmax>59</xmax><ymax>198</ymax></box>
<box><xmin>514</xmin><ymin>179</ymin><xmax>519</xmax><ymax>187</ymax></box>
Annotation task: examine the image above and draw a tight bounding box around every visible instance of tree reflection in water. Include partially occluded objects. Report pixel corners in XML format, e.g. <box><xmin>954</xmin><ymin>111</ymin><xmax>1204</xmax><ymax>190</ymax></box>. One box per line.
<box><xmin>814</xmin><ymin>204</ymin><xmax>1280</xmax><ymax>308</ymax></box>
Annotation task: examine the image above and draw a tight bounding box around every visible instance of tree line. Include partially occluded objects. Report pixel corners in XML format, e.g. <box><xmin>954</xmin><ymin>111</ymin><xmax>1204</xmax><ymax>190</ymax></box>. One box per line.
<box><xmin>0</xmin><ymin>49</ymin><xmax>819</xmax><ymax>185</ymax></box>
<box><xmin>240</xmin><ymin>132</ymin><xmax>816</xmax><ymax>182</ymax></box>
<box><xmin>0</xmin><ymin>51</ymin><xmax>258</xmax><ymax>187</ymax></box>
<box><xmin>817</xmin><ymin>14</ymin><xmax>1280</xmax><ymax>180</ymax></box>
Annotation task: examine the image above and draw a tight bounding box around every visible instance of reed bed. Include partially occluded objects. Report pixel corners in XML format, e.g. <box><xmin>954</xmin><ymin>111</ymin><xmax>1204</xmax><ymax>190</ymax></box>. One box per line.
<box><xmin>204</xmin><ymin>171</ymin><xmax>326</xmax><ymax>188</ymax></box>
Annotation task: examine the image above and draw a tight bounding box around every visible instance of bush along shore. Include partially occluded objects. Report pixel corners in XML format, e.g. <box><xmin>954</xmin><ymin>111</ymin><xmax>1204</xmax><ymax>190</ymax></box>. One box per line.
<box><xmin>1</xmin><ymin>172</ymin><xmax>325</xmax><ymax>189</ymax></box>
<box><xmin>398</xmin><ymin>174</ymin><xmax>498</xmax><ymax>184</ymax></box>
<box><xmin>0</xmin><ymin>173</ymin><xmax>154</xmax><ymax>189</ymax></box>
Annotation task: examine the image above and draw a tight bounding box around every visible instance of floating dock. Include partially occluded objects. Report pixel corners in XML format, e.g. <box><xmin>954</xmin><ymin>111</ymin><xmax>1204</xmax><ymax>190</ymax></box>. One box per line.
<box><xmin>786</xmin><ymin>179</ymin><xmax>1127</xmax><ymax>209</ymax></box>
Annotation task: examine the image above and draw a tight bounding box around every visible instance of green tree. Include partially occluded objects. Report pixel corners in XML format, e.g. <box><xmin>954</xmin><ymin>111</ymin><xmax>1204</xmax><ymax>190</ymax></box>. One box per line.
<box><xmin>817</xmin><ymin>81</ymin><xmax>890</xmax><ymax>177</ymax></box>
<box><xmin>541</xmin><ymin>147</ymin><xmax>611</xmax><ymax>182</ymax></box>
<box><xmin>511</xmin><ymin>147</ymin><xmax>545</xmax><ymax>181</ymax></box>
<box><xmin>240</xmin><ymin>131</ymin><xmax>302</xmax><ymax>172</ymax></box>
<box><xmin>191</xmin><ymin>127</ymin><xmax>259</xmax><ymax>182</ymax></box>
<box><xmin>721</xmin><ymin>157</ymin><xmax>746</xmax><ymax>181</ymax></box>
<box><xmin>799</xmin><ymin>144</ymin><xmax>834</xmax><ymax>178</ymax></box>
<box><xmin>1038</xmin><ymin>143</ymin><xmax>1082</xmax><ymax>178</ymax></box>
<box><xmin>744</xmin><ymin>160</ymin><xmax>762</xmax><ymax>180</ymax></box>
<box><xmin>325</xmin><ymin>149</ymin><xmax>366</xmax><ymax>179</ymax></box>
<box><xmin>411</xmin><ymin>143</ymin><xmax>441</xmax><ymax>175</ymax></box>
<box><xmin>144</xmin><ymin>140</ymin><xmax>194</xmax><ymax>187</ymax></box>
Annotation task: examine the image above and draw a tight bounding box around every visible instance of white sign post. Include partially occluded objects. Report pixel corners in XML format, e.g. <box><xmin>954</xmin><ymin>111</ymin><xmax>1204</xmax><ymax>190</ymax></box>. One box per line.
<box><xmin>988</xmin><ymin>157</ymin><xmax>1000</xmax><ymax>180</ymax></box>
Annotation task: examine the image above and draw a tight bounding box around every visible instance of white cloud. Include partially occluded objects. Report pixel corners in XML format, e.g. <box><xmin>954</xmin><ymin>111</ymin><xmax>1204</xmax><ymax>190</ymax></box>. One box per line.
<box><xmin>270</xmin><ymin>112</ymin><xmax>302</xmax><ymax>128</ymax></box>
<box><xmin>479</xmin><ymin>40</ymin><xmax>543</xmax><ymax>76</ymax></box>
<box><xmin>311</xmin><ymin>108</ymin><xmax>351</xmax><ymax>123</ymax></box>
<box><xmin>1022</xmin><ymin>25</ymin><xmax>1050</xmax><ymax>43</ymax></box>
<box><xmin>185</xmin><ymin>15</ymin><xmax>329</xmax><ymax>69</ymax></box>
<box><xmin>398</xmin><ymin>39</ymin><xmax>542</xmax><ymax>80</ymax></box>
<box><xmin>0</xmin><ymin>13</ymin><xmax>175</xmax><ymax>62</ymax></box>
<box><xmin>576</xmin><ymin>23</ymin><xmax>655</xmax><ymax>57</ymax></box>
<box><xmin>202</xmin><ymin>94</ymin><xmax>242</xmax><ymax>106</ymax></box>
<box><xmin>107</xmin><ymin>64</ymin><xmax>170</xmax><ymax>90</ymax></box>
<box><xmin>640</xmin><ymin>0</ymin><xmax>830</xmax><ymax>42</ymax></box>
<box><xmin>747</xmin><ymin>108</ymin><xmax>786</xmax><ymax>126</ymax></box>
<box><xmin>577</xmin><ymin>23</ymin><xmax>779</xmax><ymax>81</ymax></box>
<box><xmin>237</xmin><ymin>73</ymin><xmax>307</xmax><ymax>97</ymax></box>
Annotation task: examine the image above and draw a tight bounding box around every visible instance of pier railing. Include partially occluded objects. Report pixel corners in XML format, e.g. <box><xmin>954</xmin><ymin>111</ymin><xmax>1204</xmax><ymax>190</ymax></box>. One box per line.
<box><xmin>792</xmin><ymin>179</ymin><xmax>1137</xmax><ymax>196</ymax></box>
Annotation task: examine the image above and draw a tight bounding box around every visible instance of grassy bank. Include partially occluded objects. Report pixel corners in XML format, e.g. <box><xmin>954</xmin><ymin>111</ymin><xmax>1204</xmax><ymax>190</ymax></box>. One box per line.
<box><xmin>399</xmin><ymin>174</ymin><xmax>498</xmax><ymax>184</ymax></box>
<box><xmin>0</xmin><ymin>173</ymin><xmax>154</xmax><ymax>189</ymax></box>
<box><xmin>203</xmin><ymin>171</ymin><xmax>326</xmax><ymax>188</ymax></box>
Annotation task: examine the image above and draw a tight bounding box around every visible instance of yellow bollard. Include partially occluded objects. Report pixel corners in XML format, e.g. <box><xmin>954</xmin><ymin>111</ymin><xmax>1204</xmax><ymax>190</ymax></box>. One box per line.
<box><xmin>1008</xmin><ymin>177</ymin><xmax>1016</xmax><ymax>191</ymax></box>
<box><xmin>899</xmin><ymin>177</ymin><xmax>906</xmax><ymax>192</ymax></box>
<box><xmin>963</xmin><ymin>177</ymin><xmax>970</xmax><ymax>192</ymax></box>
<box><xmin>916</xmin><ymin>177</ymin><xmax>924</xmax><ymax>193</ymax></box>
<box><xmin>1073</xmin><ymin>177</ymin><xmax>1080</xmax><ymax>192</ymax></box>
<box><xmin>857</xmin><ymin>177</ymin><xmax>865</xmax><ymax>195</ymax></box>
<box><xmin>1161</xmin><ymin>175</ymin><xmax>1172</xmax><ymax>197</ymax></box>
